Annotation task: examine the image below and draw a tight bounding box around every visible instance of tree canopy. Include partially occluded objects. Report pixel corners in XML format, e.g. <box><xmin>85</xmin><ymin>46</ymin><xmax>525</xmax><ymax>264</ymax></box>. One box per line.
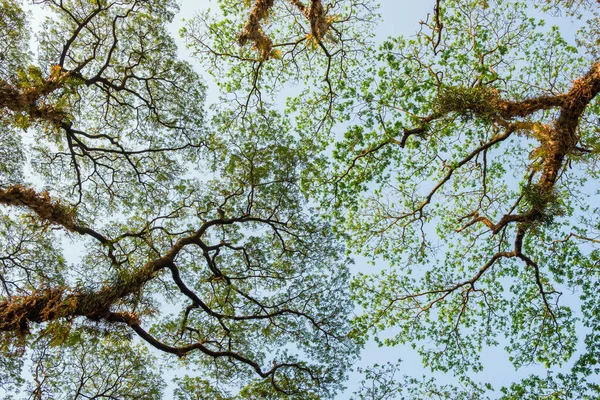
<box><xmin>1</xmin><ymin>0</ymin><xmax>600</xmax><ymax>398</ymax></box>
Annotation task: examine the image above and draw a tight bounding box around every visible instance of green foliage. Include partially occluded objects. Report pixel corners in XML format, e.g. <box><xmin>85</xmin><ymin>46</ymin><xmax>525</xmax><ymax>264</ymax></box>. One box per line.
<box><xmin>24</xmin><ymin>326</ymin><xmax>165</xmax><ymax>399</ymax></box>
<box><xmin>520</xmin><ymin>183</ymin><xmax>565</xmax><ymax>224</ymax></box>
<box><xmin>174</xmin><ymin>376</ymin><xmax>232</xmax><ymax>400</ymax></box>
<box><xmin>435</xmin><ymin>85</ymin><xmax>501</xmax><ymax>121</ymax></box>
<box><xmin>0</xmin><ymin>0</ymin><xmax>30</xmax><ymax>80</ymax></box>
<box><xmin>351</xmin><ymin>361</ymin><xmax>491</xmax><ymax>400</ymax></box>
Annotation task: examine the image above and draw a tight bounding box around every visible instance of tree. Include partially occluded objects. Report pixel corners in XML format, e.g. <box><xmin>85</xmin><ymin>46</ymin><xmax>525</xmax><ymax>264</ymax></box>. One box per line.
<box><xmin>328</xmin><ymin>0</ymin><xmax>600</xmax><ymax>397</ymax></box>
<box><xmin>4</xmin><ymin>0</ymin><xmax>600</xmax><ymax>397</ymax></box>
<box><xmin>0</xmin><ymin>0</ymin><xmax>357</xmax><ymax>398</ymax></box>
<box><xmin>188</xmin><ymin>0</ymin><xmax>600</xmax><ymax>397</ymax></box>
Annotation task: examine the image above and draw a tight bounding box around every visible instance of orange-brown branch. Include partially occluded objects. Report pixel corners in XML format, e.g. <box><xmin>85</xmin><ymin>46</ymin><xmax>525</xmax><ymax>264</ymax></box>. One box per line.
<box><xmin>466</xmin><ymin>62</ymin><xmax>600</xmax><ymax>233</ymax></box>
<box><xmin>0</xmin><ymin>185</ymin><xmax>78</xmax><ymax>230</ymax></box>
<box><xmin>238</xmin><ymin>0</ymin><xmax>275</xmax><ymax>60</ymax></box>
<box><xmin>0</xmin><ymin>67</ymin><xmax>71</xmax><ymax>127</ymax></box>
<box><xmin>239</xmin><ymin>0</ymin><xmax>333</xmax><ymax>60</ymax></box>
<box><xmin>537</xmin><ymin>61</ymin><xmax>600</xmax><ymax>191</ymax></box>
<box><xmin>290</xmin><ymin>0</ymin><xmax>330</xmax><ymax>40</ymax></box>
<box><xmin>0</xmin><ymin>286</ymin><xmax>142</xmax><ymax>334</ymax></box>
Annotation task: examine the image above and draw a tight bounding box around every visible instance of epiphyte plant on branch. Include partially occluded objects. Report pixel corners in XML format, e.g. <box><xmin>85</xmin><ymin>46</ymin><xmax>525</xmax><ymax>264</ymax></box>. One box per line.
<box><xmin>0</xmin><ymin>0</ymin><xmax>357</xmax><ymax>398</ymax></box>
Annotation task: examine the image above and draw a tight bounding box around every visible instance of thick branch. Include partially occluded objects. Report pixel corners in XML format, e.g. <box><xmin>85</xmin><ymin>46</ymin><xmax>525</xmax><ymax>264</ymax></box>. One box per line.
<box><xmin>0</xmin><ymin>185</ymin><xmax>110</xmax><ymax>243</ymax></box>
<box><xmin>238</xmin><ymin>0</ymin><xmax>275</xmax><ymax>60</ymax></box>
